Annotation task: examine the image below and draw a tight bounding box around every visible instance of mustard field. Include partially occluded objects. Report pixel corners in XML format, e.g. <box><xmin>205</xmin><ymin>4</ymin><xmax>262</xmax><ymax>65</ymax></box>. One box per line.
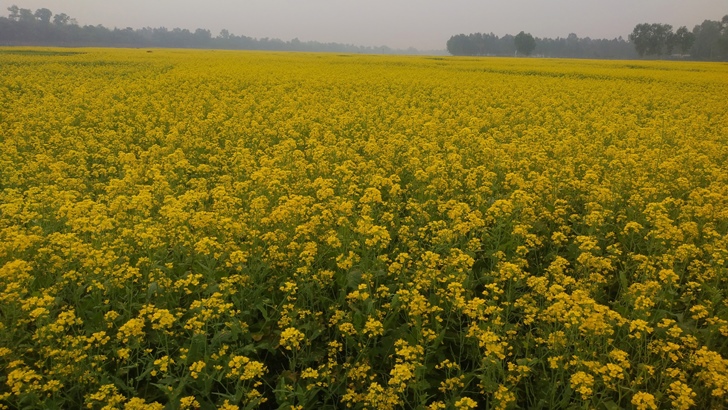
<box><xmin>1</xmin><ymin>48</ymin><xmax>728</xmax><ymax>409</ymax></box>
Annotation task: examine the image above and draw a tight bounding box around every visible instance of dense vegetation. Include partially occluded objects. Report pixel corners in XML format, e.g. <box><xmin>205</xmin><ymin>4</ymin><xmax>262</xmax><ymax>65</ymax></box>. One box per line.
<box><xmin>628</xmin><ymin>18</ymin><xmax>728</xmax><ymax>60</ymax></box>
<box><xmin>5</xmin><ymin>5</ymin><xmax>727</xmax><ymax>61</ymax></box>
<box><xmin>0</xmin><ymin>6</ymin><xmax>425</xmax><ymax>55</ymax></box>
<box><xmin>447</xmin><ymin>15</ymin><xmax>728</xmax><ymax>60</ymax></box>
<box><xmin>1</xmin><ymin>48</ymin><xmax>728</xmax><ymax>409</ymax></box>
<box><xmin>446</xmin><ymin>32</ymin><xmax>637</xmax><ymax>59</ymax></box>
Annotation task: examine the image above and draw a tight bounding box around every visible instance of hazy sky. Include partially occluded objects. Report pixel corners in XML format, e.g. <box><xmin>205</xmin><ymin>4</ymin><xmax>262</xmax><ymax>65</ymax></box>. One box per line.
<box><xmin>6</xmin><ymin>1</ymin><xmax>727</xmax><ymax>50</ymax></box>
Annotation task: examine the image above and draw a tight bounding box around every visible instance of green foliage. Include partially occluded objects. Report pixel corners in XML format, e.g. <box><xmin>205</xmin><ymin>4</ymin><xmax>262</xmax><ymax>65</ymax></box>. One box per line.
<box><xmin>446</xmin><ymin>32</ymin><xmax>637</xmax><ymax>59</ymax></box>
<box><xmin>629</xmin><ymin>16</ymin><xmax>728</xmax><ymax>61</ymax></box>
<box><xmin>514</xmin><ymin>31</ymin><xmax>536</xmax><ymax>56</ymax></box>
<box><xmin>691</xmin><ymin>18</ymin><xmax>728</xmax><ymax>61</ymax></box>
<box><xmin>628</xmin><ymin>23</ymin><xmax>674</xmax><ymax>57</ymax></box>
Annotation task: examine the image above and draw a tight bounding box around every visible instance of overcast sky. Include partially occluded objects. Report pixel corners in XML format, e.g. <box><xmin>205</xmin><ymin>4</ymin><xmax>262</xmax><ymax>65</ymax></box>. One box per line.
<box><xmin>6</xmin><ymin>1</ymin><xmax>727</xmax><ymax>50</ymax></box>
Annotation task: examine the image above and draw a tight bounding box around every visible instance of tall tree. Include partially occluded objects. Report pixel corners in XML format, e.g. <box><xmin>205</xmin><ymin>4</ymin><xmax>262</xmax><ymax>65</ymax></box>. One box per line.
<box><xmin>53</xmin><ymin>13</ymin><xmax>70</xmax><ymax>25</ymax></box>
<box><xmin>34</xmin><ymin>8</ymin><xmax>52</xmax><ymax>24</ymax></box>
<box><xmin>720</xmin><ymin>15</ymin><xmax>728</xmax><ymax>56</ymax></box>
<box><xmin>7</xmin><ymin>5</ymin><xmax>19</xmax><ymax>21</ymax></box>
<box><xmin>673</xmin><ymin>26</ymin><xmax>695</xmax><ymax>55</ymax></box>
<box><xmin>629</xmin><ymin>23</ymin><xmax>673</xmax><ymax>56</ymax></box>
<box><xmin>18</xmin><ymin>8</ymin><xmax>35</xmax><ymax>23</ymax></box>
<box><xmin>629</xmin><ymin>23</ymin><xmax>651</xmax><ymax>56</ymax></box>
<box><xmin>514</xmin><ymin>31</ymin><xmax>536</xmax><ymax>56</ymax></box>
<box><xmin>447</xmin><ymin>34</ymin><xmax>476</xmax><ymax>56</ymax></box>
<box><xmin>192</xmin><ymin>28</ymin><xmax>211</xmax><ymax>48</ymax></box>
<box><xmin>691</xmin><ymin>19</ymin><xmax>724</xmax><ymax>60</ymax></box>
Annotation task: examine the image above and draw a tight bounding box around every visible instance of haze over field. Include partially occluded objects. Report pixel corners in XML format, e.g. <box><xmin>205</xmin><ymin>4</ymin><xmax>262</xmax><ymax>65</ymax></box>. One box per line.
<box><xmin>6</xmin><ymin>0</ymin><xmax>727</xmax><ymax>50</ymax></box>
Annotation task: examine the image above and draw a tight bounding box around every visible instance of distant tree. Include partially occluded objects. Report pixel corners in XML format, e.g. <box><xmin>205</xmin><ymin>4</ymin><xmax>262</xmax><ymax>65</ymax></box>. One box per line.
<box><xmin>673</xmin><ymin>26</ymin><xmax>695</xmax><ymax>54</ymax></box>
<box><xmin>34</xmin><ymin>8</ymin><xmax>52</xmax><ymax>24</ymax></box>
<box><xmin>629</xmin><ymin>23</ymin><xmax>673</xmax><ymax>56</ymax></box>
<box><xmin>18</xmin><ymin>8</ymin><xmax>35</xmax><ymax>23</ymax></box>
<box><xmin>113</xmin><ymin>27</ymin><xmax>141</xmax><ymax>46</ymax></box>
<box><xmin>5</xmin><ymin>5</ymin><xmax>410</xmax><ymax>52</ymax></box>
<box><xmin>656</xmin><ymin>24</ymin><xmax>675</xmax><ymax>54</ymax></box>
<box><xmin>720</xmin><ymin>15</ymin><xmax>728</xmax><ymax>56</ymax></box>
<box><xmin>194</xmin><ymin>28</ymin><xmax>210</xmax><ymax>39</ymax></box>
<box><xmin>290</xmin><ymin>37</ymin><xmax>302</xmax><ymax>50</ymax></box>
<box><xmin>446</xmin><ymin>31</ymin><xmax>634</xmax><ymax>59</ymax></box>
<box><xmin>7</xmin><ymin>5</ymin><xmax>19</xmax><ymax>21</ymax></box>
<box><xmin>162</xmin><ymin>27</ymin><xmax>190</xmax><ymax>47</ymax></box>
<box><xmin>53</xmin><ymin>13</ymin><xmax>71</xmax><ymax>25</ymax></box>
<box><xmin>194</xmin><ymin>28</ymin><xmax>211</xmax><ymax>43</ymax></box>
<box><xmin>446</xmin><ymin>34</ymin><xmax>473</xmax><ymax>56</ymax></box>
<box><xmin>629</xmin><ymin>23</ymin><xmax>650</xmax><ymax>56</ymax></box>
<box><xmin>564</xmin><ymin>33</ymin><xmax>582</xmax><ymax>57</ymax></box>
<box><xmin>514</xmin><ymin>31</ymin><xmax>535</xmax><ymax>56</ymax></box>
<box><xmin>11</xmin><ymin>3</ymin><xmax>719</xmax><ymax>58</ymax></box>
<box><xmin>691</xmin><ymin>19</ymin><xmax>725</xmax><ymax>60</ymax></box>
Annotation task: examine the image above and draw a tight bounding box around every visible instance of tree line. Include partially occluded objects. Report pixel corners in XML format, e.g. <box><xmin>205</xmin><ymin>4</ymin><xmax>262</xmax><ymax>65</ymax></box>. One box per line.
<box><xmin>4</xmin><ymin>5</ymin><xmax>727</xmax><ymax>60</ymax></box>
<box><xmin>0</xmin><ymin>6</ymin><xmax>431</xmax><ymax>55</ymax></box>
<box><xmin>446</xmin><ymin>32</ymin><xmax>638</xmax><ymax>59</ymax></box>
<box><xmin>448</xmin><ymin>14</ymin><xmax>728</xmax><ymax>60</ymax></box>
<box><xmin>628</xmin><ymin>17</ymin><xmax>728</xmax><ymax>60</ymax></box>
